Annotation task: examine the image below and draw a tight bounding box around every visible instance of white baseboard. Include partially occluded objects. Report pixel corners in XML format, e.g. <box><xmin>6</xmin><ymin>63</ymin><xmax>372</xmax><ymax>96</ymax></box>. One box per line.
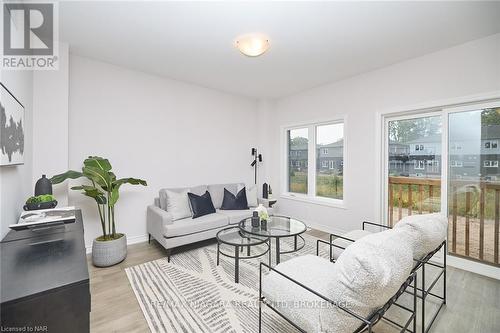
<box><xmin>446</xmin><ymin>255</ymin><xmax>500</xmax><ymax>280</ymax></box>
<box><xmin>85</xmin><ymin>234</ymin><xmax>149</xmax><ymax>254</ymax></box>
<box><xmin>305</xmin><ymin>220</ymin><xmax>348</xmax><ymax>237</ymax></box>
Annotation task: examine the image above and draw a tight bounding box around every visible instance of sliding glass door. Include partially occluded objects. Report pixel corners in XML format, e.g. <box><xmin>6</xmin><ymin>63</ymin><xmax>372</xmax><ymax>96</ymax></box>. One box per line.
<box><xmin>385</xmin><ymin>113</ymin><xmax>442</xmax><ymax>226</ymax></box>
<box><xmin>447</xmin><ymin>103</ymin><xmax>500</xmax><ymax>266</ymax></box>
<box><xmin>384</xmin><ymin>101</ymin><xmax>500</xmax><ymax>267</ymax></box>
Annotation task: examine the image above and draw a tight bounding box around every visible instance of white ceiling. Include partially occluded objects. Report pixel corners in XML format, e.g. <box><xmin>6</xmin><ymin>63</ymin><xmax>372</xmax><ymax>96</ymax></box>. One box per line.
<box><xmin>60</xmin><ymin>1</ymin><xmax>500</xmax><ymax>99</ymax></box>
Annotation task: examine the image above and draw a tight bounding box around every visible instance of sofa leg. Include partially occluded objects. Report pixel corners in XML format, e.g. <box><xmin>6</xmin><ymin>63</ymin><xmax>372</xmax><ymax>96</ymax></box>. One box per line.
<box><xmin>167</xmin><ymin>249</ymin><xmax>171</xmax><ymax>263</ymax></box>
<box><xmin>148</xmin><ymin>234</ymin><xmax>151</xmax><ymax>244</ymax></box>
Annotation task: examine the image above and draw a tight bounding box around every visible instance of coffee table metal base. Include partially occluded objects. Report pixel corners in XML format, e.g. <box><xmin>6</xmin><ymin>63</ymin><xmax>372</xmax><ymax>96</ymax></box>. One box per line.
<box><xmin>216</xmin><ymin>234</ymin><xmax>270</xmax><ymax>283</ymax></box>
<box><xmin>274</xmin><ymin>234</ymin><xmax>305</xmax><ymax>264</ymax></box>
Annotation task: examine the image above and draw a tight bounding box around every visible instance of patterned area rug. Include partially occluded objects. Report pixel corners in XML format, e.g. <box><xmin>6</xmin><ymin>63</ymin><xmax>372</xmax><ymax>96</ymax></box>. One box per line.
<box><xmin>126</xmin><ymin>234</ymin><xmax>329</xmax><ymax>333</ymax></box>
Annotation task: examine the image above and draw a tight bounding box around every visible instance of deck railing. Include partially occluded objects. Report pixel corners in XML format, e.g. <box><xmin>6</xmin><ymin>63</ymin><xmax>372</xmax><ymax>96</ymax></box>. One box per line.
<box><xmin>388</xmin><ymin>176</ymin><xmax>499</xmax><ymax>266</ymax></box>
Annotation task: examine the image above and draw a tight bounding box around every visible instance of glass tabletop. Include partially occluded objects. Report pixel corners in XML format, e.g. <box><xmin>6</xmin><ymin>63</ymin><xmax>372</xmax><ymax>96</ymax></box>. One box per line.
<box><xmin>238</xmin><ymin>215</ymin><xmax>307</xmax><ymax>238</ymax></box>
<box><xmin>216</xmin><ymin>227</ymin><xmax>268</xmax><ymax>247</ymax></box>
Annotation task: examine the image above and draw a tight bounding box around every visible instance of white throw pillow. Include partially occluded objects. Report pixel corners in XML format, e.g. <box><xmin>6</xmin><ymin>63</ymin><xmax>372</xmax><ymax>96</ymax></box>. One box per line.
<box><xmin>165</xmin><ymin>189</ymin><xmax>192</xmax><ymax>221</ymax></box>
<box><xmin>394</xmin><ymin>213</ymin><xmax>448</xmax><ymax>259</ymax></box>
<box><xmin>238</xmin><ymin>184</ymin><xmax>258</xmax><ymax>207</ymax></box>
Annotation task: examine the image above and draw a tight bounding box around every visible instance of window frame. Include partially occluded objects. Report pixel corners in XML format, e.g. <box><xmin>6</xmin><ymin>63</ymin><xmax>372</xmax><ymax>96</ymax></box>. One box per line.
<box><xmin>282</xmin><ymin>117</ymin><xmax>347</xmax><ymax>208</ymax></box>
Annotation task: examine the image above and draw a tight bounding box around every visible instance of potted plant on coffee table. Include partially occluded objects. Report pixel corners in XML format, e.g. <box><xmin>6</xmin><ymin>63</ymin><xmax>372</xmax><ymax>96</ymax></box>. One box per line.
<box><xmin>51</xmin><ymin>156</ymin><xmax>147</xmax><ymax>267</ymax></box>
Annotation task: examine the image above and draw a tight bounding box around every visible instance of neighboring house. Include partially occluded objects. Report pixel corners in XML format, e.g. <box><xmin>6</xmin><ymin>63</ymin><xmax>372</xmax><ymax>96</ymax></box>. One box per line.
<box><xmin>288</xmin><ymin>139</ymin><xmax>344</xmax><ymax>175</ymax></box>
<box><xmin>289</xmin><ymin>143</ymin><xmax>308</xmax><ymax>171</ymax></box>
<box><xmin>317</xmin><ymin>139</ymin><xmax>343</xmax><ymax>175</ymax></box>
<box><xmin>388</xmin><ymin>125</ymin><xmax>500</xmax><ymax>180</ymax></box>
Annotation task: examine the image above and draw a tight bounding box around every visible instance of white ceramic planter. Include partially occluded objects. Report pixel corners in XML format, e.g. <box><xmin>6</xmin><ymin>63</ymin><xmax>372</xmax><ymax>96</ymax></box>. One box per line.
<box><xmin>92</xmin><ymin>234</ymin><xmax>127</xmax><ymax>267</ymax></box>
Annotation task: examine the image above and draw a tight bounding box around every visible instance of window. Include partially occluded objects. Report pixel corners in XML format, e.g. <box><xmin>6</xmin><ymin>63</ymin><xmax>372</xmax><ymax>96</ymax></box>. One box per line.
<box><xmin>420</xmin><ymin>145</ymin><xmax>424</xmax><ymax>150</ymax></box>
<box><xmin>484</xmin><ymin>160</ymin><xmax>499</xmax><ymax>168</ymax></box>
<box><xmin>285</xmin><ymin>120</ymin><xmax>344</xmax><ymax>202</ymax></box>
<box><xmin>450</xmin><ymin>160</ymin><xmax>463</xmax><ymax>167</ymax></box>
<box><xmin>287</xmin><ymin>128</ymin><xmax>308</xmax><ymax>194</ymax></box>
<box><xmin>414</xmin><ymin>160</ymin><xmax>425</xmax><ymax>170</ymax></box>
<box><xmin>415</xmin><ymin>145</ymin><xmax>420</xmax><ymax>151</ymax></box>
<box><xmin>484</xmin><ymin>140</ymin><xmax>498</xmax><ymax>149</ymax></box>
<box><xmin>316</xmin><ymin>123</ymin><xmax>344</xmax><ymax>199</ymax></box>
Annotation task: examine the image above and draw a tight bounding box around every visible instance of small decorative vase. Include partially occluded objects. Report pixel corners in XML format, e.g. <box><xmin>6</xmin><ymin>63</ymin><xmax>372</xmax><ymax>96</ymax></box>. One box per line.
<box><xmin>35</xmin><ymin>174</ymin><xmax>53</xmax><ymax>196</ymax></box>
<box><xmin>92</xmin><ymin>234</ymin><xmax>127</xmax><ymax>267</ymax></box>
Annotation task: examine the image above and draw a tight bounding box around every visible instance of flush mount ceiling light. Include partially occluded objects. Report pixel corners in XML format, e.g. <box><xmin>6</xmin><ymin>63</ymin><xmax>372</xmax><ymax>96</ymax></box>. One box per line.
<box><xmin>235</xmin><ymin>34</ymin><xmax>270</xmax><ymax>57</ymax></box>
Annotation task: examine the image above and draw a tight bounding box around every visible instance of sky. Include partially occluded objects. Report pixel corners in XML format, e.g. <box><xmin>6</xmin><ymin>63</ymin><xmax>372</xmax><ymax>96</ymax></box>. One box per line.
<box><xmin>289</xmin><ymin>123</ymin><xmax>344</xmax><ymax>145</ymax></box>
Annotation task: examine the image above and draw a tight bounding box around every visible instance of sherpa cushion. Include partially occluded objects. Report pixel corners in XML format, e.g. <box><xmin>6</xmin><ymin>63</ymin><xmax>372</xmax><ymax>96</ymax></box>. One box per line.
<box><xmin>262</xmin><ymin>255</ymin><xmax>337</xmax><ymax>333</ymax></box>
<box><xmin>331</xmin><ymin>229</ymin><xmax>372</xmax><ymax>260</ymax></box>
<box><xmin>394</xmin><ymin>213</ymin><xmax>448</xmax><ymax>259</ymax></box>
<box><xmin>262</xmin><ymin>229</ymin><xmax>414</xmax><ymax>333</ymax></box>
<box><xmin>324</xmin><ymin>229</ymin><xmax>414</xmax><ymax>332</ymax></box>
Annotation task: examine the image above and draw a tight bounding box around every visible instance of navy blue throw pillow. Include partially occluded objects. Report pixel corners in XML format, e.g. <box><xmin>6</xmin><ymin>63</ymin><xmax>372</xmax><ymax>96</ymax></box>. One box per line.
<box><xmin>221</xmin><ymin>187</ymin><xmax>249</xmax><ymax>210</ymax></box>
<box><xmin>188</xmin><ymin>191</ymin><xmax>216</xmax><ymax>218</ymax></box>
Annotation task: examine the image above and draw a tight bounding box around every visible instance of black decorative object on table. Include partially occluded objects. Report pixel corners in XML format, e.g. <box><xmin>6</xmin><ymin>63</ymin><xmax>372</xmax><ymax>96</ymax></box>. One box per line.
<box><xmin>251</xmin><ymin>211</ymin><xmax>260</xmax><ymax>227</ymax></box>
<box><xmin>24</xmin><ymin>174</ymin><xmax>57</xmax><ymax>211</ymax></box>
<box><xmin>262</xmin><ymin>183</ymin><xmax>268</xmax><ymax>199</ymax></box>
<box><xmin>35</xmin><ymin>174</ymin><xmax>53</xmax><ymax>195</ymax></box>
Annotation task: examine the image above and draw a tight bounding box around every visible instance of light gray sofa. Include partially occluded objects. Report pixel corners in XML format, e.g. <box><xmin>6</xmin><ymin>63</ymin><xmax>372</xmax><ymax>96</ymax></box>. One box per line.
<box><xmin>147</xmin><ymin>183</ymin><xmax>273</xmax><ymax>261</ymax></box>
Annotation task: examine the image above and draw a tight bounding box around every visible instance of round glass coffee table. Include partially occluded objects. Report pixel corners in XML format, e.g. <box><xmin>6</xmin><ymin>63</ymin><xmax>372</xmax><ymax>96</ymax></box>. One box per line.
<box><xmin>239</xmin><ymin>215</ymin><xmax>307</xmax><ymax>265</ymax></box>
<box><xmin>216</xmin><ymin>227</ymin><xmax>270</xmax><ymax>283</ymax></box>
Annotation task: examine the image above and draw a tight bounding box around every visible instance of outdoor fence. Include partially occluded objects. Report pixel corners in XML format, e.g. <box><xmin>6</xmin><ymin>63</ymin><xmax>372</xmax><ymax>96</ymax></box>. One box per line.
<box><xmin>389</xmin><ymin>176</ymin><xmax>499</xmax><ymax>266</ymax></box>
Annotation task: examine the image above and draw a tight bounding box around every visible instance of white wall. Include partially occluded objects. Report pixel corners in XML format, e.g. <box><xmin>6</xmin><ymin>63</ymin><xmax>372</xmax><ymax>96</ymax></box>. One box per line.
<box><xmin>0</xmin><ymin>71</ymin><xmax>34</xmax><ymax>238</ymax></box>
<box><xmin>32</xmin><ymin>43</ymin><xmax>70</xmax><ymax>206</ymax></box>
<box><xmin>265</xmin><ymin>33</ymin><xmax>500</xmax><ymax>234</ymax></box>
<box><xmin>68</xmin><ymin>55</ymin><xmax>258</xmax><ymax>247</ymax></box>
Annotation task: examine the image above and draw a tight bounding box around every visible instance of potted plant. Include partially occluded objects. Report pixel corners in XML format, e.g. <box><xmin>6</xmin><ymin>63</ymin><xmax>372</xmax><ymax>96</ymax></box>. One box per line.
<box><xmin>51</xmin><ymin>156</ymin><xmax>147</xmax><ymax>267</ymax></box>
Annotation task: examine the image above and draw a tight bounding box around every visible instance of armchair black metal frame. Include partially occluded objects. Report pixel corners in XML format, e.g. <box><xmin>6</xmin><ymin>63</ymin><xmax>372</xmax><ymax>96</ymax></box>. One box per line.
<box><xmin>316</xmin><ymin>221</ymin><xmax>447</xmax><ymax>333</ymax></box>
<box><xmin>258</xmin><ymin>262</ymin><xmax>418</xmax><ymax>333</ymax></box>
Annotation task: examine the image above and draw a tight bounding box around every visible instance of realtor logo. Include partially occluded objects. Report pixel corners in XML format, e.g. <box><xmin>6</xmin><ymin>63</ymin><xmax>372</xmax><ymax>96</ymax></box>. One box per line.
<box><xmin>1</xmin><ymin>2</ymin><xmax>58</xmax><ymax>70</ymax></box>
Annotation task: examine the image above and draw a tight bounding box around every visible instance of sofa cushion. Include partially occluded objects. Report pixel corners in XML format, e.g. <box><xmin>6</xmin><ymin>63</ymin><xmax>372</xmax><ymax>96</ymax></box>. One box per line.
<box><xmin>331</xmin><ymin>229</ymin><xmax>372</xmax><ymax>260</ymax></box>
<box><xmin>394</xmin><ymin>213</ymin><xmax>448</xmax><ymax>259</ymax></box>
<box><xmin>262</xmin><ymin>255</ymin><xmax>337</xmax><ymax>333</ymax></box>
<box><xmin>163</xmin><ymin>212</ymin><xmax>228</xmax><ymax>238</ymax></box>
<box><xmin>327</xmin><ymin>229</ymin><xmax>414</xmax><ymax>332</ymax></box>
<box><xmin>207</xmin><ymin>183</ymin><xmax>238</xmax><ymax>209</ymax></box>
<box><xmin>238</xmin><ymin>184</ymin><xmax>258</xmax><ymax>207</ymax></box>
<box><xmin>159</xmin><ymin>185</ymin><xmax>207</xmax><ymax>210</ymax></box>
<box><xmin>188</xmin><ymin>191</ymin><xmax>216</xmax><ymax>219</ymax></box>
<box><xmin>164</xmin><ymin>189</ymin><xmax>192</xmax><ymax>221</ymax></box>
<box><xmin>221</xmin><ymin>187</ymin><xmax>248</xmax><ymax>210</ymax></box>
<box><xmin>216</xmin><ymin>209</ymin><xmax>254</xmax><ymax>225</ymax></box>
<box><xmin>262</xmin><ymin>229</ymin><xmax>414</xmax><ymax>333</ymax></box>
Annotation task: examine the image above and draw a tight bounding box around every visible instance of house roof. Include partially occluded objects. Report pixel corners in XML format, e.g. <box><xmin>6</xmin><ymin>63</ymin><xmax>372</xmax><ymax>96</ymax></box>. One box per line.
<box><xmin>318</xmin><ymin>139</ymin><xmax>344</xmax><ymax>148</ymax></box>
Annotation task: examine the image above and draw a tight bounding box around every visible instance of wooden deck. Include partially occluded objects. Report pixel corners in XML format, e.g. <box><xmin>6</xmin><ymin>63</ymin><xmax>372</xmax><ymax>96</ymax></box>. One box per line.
<box><xmin>389</xmin><ymin>176</ymin><xmax>500</xmax><ymax>266</ymax></box>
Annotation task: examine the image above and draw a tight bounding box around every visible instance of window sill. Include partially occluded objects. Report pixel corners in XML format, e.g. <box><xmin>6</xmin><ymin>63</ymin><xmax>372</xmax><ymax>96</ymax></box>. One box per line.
<box><xmin>280</xmin><ymin>193</ymin><xmax>346</xmax><ymax>209</ymax></box>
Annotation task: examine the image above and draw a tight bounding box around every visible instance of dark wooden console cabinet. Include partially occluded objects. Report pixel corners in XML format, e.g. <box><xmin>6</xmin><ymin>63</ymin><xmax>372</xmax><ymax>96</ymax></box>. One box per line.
<box><xmin>1</xmin><ymin>210</ymin><xmax>90</xmax><ymax>332</ymax></box>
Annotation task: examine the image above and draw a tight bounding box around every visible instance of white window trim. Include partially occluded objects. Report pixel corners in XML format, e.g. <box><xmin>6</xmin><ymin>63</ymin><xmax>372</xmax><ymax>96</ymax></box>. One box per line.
<box><xmin>281</xmin><ymin>117</ymin><xmax>347</xmax><ymax>207</ymax></box>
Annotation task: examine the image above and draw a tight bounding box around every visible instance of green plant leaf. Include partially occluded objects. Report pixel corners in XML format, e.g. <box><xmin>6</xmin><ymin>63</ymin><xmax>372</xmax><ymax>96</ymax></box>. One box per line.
<box><xmin>83</xmin><ymin>166</ymin><xmax>111</xmax><ymax>189</ymax></box>
<box><xmin>108</xmin><ymin>178</ymin><xmax>147</xmax><ymax>206</ymax></box>
<box><xmin>71</xmin><ymin>185</ymin><xmax>107</xmax><ymax>204</ymax></box>
<box><xmin>50</xmin><ymin>170</ymin><xmax>84</xmax><ymax>184</ymax></box>
<box><xmin>84</xmin><ymin>156</ymin><xmax>112</xmax><ymax>171</ymax></box>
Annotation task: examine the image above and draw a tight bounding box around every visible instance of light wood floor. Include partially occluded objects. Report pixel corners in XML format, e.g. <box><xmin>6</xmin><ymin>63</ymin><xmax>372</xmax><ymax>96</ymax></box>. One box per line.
<box><xmin>88</xmin><ymin>229</ymin><xmax>500</xmax><ymax>333</ymax></box>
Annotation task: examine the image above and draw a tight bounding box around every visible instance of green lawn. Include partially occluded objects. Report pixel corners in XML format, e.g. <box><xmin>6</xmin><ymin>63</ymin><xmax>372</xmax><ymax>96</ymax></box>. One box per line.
<box><xmin>289</xmin><ymin>171</ymin><xmax>343</xmax><ymax>199</ymax></box>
